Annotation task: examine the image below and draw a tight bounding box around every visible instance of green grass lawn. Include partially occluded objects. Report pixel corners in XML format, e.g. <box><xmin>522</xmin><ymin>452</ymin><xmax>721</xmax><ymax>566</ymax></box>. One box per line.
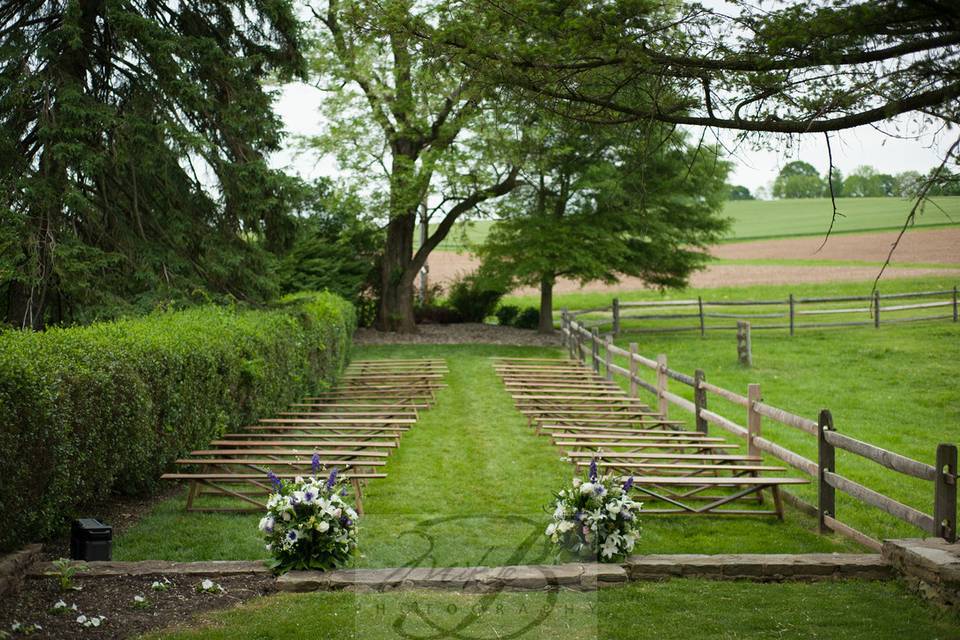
<box><xmin>144</xmin><ymin>580</ymin><xmax>960</xmax><ymax>640</ymax></box>
<box><xmin>503</xmin><ymin>274</ymin><xmax>959</xmax><ymax>315</ymax></box>
<box><xmin>419</xmin><ymin>197</ymin><xmax>960</xmax><ymax>250</ymax></box>
<box><xmin>115</xmin><ymin>344</ymin><xmax>860</xmax><ymax>564</ymax></box>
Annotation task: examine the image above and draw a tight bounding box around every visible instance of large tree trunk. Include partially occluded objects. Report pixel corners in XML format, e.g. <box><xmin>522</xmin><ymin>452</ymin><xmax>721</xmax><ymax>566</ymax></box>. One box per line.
<box><xmin>538</xmin><ymin>275</ymin><xmax>555</xmax><ymax>334</ymax></box>
<box><xmin>376</xmin><ymin>211</ymin><xmax>418</xmax><ymax>332</ymax></box>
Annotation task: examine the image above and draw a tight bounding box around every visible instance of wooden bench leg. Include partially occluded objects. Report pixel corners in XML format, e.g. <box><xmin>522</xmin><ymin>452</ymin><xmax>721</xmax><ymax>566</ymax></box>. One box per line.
<box><xmin>772</xmin><ymin>485</ymin><xmax>784</xmax><ymax>520</ymax></box>
<box><xmin>186</xmin><ymin>480</ymin><xmax>199</xmax><ymax>511</ymax></box>
<box><xmin>352</xmin><ymin>477</ymin><xmax>364</xmax><ymax>515</ymax></box>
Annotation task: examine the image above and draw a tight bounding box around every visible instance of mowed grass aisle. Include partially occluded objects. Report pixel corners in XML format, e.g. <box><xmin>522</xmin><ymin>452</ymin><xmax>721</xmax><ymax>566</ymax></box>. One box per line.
<box><xmin>348</xmin><ymin>344</ymin><xmax>572</xmax><ymax>567</ymax></box>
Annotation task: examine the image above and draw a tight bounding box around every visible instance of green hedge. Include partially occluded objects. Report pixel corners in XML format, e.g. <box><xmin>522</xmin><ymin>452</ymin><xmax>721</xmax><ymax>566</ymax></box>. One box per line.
<box><xmin>0</xmin><ymin>292</ymin><xmax>355</xmax><ymax>551</ymax></box>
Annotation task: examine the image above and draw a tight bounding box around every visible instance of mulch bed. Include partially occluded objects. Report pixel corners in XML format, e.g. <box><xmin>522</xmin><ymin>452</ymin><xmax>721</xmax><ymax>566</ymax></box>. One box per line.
<box><xmin>354</xmin><ymin>322</ymin><xmax>561</xmax><ymax>347</ymax></box>
<box><xmin>1</xmin><ymin>572</ymin><xmax>275</xmax><ymax>639</ymax></box>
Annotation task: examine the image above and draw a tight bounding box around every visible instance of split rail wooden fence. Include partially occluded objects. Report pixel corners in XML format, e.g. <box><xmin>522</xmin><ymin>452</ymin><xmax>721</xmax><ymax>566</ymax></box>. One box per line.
<box><xmin>560</xmin><ymin>312</ymin><xmax>958</xmax><ymax>549</ymax></box>
<box><xmin>574</xmin><ymin>287</ymin><xmax>958</xmax><ymax>335</ymax></box>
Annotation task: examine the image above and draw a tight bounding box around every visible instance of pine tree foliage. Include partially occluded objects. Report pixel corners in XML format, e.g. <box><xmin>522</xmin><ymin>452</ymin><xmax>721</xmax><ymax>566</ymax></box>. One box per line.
<box><xmin>0</xmin><ymin>1</ymin><xmax>306</xmax><ymax>327</ymax></box>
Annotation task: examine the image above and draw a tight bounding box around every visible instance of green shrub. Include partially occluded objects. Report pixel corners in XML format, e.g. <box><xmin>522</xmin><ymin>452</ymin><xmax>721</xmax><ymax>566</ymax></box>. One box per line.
<box><xmin>447</xmin><ymin>273</ymin><xmax>506</xmax><ymax>323</ymax></box>
<box><xmin>0</xmin><ymin>292</ymin><xmax>355</xmax><ymax>552</ymax></box>
<box><xmin>495</xmin><ymin>305</ymin><xmax>520</xmax><ymax>327</ymax></box>
<box><xmin>514</xmin><ymin>307</ymin><xmax>540</xmax><ymax>330</ymax></box>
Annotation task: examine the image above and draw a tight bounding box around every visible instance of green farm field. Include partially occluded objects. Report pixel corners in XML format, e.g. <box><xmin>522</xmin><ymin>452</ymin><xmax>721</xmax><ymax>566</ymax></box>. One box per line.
<box><xmin>419</xmin><ymin>196</ymin><xmax>960</xmax><ymax>250</ymax></box>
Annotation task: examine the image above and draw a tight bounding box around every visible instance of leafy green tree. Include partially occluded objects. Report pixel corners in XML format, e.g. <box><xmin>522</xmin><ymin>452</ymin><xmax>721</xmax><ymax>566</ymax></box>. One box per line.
<box><xmin>438</xmin><ymin>1</ymin><xmax>960</xmax><ymax>135</ymax></box>
<box><xmin>307</xmin><ymin>0</ymin><xmax>521</xmax><ymax>332</ymax></box>
<box><xmin>278</xmin><ymin>181</ymin><xmax>381</xmax><ymax>302</ymax></box>
<box><xmin>728</xmin><ymin>185</ymin><xmax>754</xmax><ymax>201</ymax></box>
<box><xmin>773</xmin><ymin>162</ymin><xmax>825</xmax><ymax>198</ymax></box>
<box><xmin>1</xmin><ymin>1</ymin><xmax>306</xmax><ymax>328</ymax></box>
<box><xmin>927</xmin><ymin>168</ymin><xmax>960</xmax><ymax>196</ymax></box>
<box><xmin>894</xmin><ymin>171</ymin><xmax>924</xmax><ymax>197</ymax></box>
<box><xmin>478</xmin><ymin>121</ymin><xmax>730</xmax><ymax>333</ymax></box>
<box><xmin>843</xmin><ymin>165</ymin><xmax>896</xmax><ymax>197</ymax></box>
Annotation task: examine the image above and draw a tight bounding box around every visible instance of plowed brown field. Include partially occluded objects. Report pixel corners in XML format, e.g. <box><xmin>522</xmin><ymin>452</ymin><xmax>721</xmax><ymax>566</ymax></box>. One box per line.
<box><xmin>424</xmin><ymin>227</ymin><xmax>959</xmax><ymax>296</ymax></box>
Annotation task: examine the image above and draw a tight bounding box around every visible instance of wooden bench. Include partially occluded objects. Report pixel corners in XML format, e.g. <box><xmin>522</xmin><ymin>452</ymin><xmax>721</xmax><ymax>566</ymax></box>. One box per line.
<box><xmin>613</xmin><ymin>475</ymin><xmax>809</xmax><ymax>518</ymax></box>
<box><xmin>160</xmin><ymin>471</ymin><xmax>386</xmax><ymax>513</ymax></box>
<box><xmin>162</xmin><ymin>357</ymin><xmax>447</xmax><ymax>514</ymax></box>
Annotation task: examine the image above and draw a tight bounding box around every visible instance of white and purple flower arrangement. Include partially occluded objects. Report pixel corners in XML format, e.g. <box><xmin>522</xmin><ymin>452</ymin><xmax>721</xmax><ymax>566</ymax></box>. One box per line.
<box><xmin>546</xmin><ymin>460</ymin><xmax>642</xmax><ymax>561</ymax></box>
<box><xmin>259</xmin><ymin>454</ymin><xmax>359</xmax><ymax>573</ymax></box>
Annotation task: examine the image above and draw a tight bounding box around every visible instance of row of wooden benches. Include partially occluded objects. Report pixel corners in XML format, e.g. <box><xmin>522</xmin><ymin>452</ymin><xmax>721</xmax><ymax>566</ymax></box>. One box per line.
<box><xmin>493</xmin><ymin>357</ymin><xmax>807</xmax><ymax>518</ymax></box>
<box><xmin>160</xmin><ymin>359</ymin><xmax>447</xmax><ymax>513</ymax></box>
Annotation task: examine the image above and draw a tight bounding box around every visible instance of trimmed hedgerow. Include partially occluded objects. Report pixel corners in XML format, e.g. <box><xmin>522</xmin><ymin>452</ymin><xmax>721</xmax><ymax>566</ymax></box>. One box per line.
<box><xmin>0</xmin><ymin>292</ymin><xmax>355</xmax><ymax>551</ymax></box>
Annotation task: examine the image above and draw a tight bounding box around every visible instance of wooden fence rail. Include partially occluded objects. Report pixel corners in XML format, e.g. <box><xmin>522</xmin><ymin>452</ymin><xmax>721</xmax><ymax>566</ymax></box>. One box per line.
<box><xmin>559</xmin><ymin>311</ymin><xmax>958</xmax><ymax>548</ymax></box>
<box><xmin>567</xmin><ymin>286</ymin><xmax>958</xmax><ymax>336</ymax></box>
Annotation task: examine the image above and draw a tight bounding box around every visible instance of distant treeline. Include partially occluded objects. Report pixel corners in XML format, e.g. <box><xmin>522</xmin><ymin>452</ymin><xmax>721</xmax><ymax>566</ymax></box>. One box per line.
<box><xmin>729</xmin><ymin>162</ymin><xmax>960</xmax><ymax>200</ymax></box>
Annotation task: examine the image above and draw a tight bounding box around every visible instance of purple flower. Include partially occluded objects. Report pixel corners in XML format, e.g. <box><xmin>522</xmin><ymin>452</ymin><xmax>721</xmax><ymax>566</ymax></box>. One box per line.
<box><xmin>311</xmin><ymin>452</ymin><xmax>321</xmax><ymax>475</ymax></box>
<box><xmin>623</xmin><ymin>476</ymin><xmax>634</xmax><ymax>492</ymax></box>
<box><xmin>574</xmin><ymin>511</ymin><xmax>583</xmax><ymax>522</ymax></box>
<box><xmin>340</xmin><ymin>516</ymin><xmax>352</xmax><ymax>528</ymax></box>
<box><xmin>326</xmin><ymin>467</ymin><xmax>338</xmax><ymax>489</ymax></box>
<box><xmin>267</xmin><ymin>471</ymin><xmax>282</xmax><ymax>491</ymax></box>
<box><xmin>589</xmin><ymin>459</ymin><xmax>598</xmax><ymax>482</ymax></box>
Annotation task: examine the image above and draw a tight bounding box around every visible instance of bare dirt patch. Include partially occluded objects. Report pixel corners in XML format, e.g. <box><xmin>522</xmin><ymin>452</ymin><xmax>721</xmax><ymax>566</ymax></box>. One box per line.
<box><xmin>712</xmin><ymin>226</ymin><xmax>960</xmax><ymax>264</ymax></box>
<box><xmin>355</xmin><ymin>323</ymin><xmax>560</xmax><ymax>346</ymax></box>
<box><xmin>424</xmin><ymin>227</ymin><xmax>959</xmax><ymax>296</ymax></box>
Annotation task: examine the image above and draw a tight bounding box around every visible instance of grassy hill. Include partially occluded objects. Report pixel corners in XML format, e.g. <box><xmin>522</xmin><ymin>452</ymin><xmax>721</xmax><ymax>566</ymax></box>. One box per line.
<box><xmin>420</xmin><ymin>196</ymin><xmax>960</xmax><ymax>250</ymax></box>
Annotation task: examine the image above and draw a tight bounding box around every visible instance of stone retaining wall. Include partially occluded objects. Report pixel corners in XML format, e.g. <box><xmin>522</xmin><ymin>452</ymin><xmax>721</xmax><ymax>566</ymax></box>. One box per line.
<box><xmin>0</xmin><ymin>544</ymin><xmax>42</xmax><ymax>597</ymax></box>
<box><xmin>18</xmin><ymin>553</ymin><xmax>893</xmax><ymax>594</ymax></box>
<box><xmin>882</xmin><ymin>539</ymin><xmax>960</xmax><ymax>609</ymax></box>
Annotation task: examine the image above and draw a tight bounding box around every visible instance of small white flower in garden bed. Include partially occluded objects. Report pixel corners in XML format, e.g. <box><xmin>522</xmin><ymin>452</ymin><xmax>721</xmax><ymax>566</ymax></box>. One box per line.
<box><xmin>151</xmin><ymin>577</ymin><xmax>173</xmax><ymax>591</ymax></box>
<box><xmin>49</xmin><ymin>599</ymin><xmax>78</xmax><ymax>615</ymax></box>
<box><xmin>76</xmin><ymin>614</ymin><xmax>105</xmax><ymax>628</ymax></box>
<box><xmin>546</xmin><ymin>460</ymin><xmax>642</xmax><ymax>562</ymax></box>
<box><xmin>132</xmin><ymin>594</ymin><xmax>151</xmax><ymax>609</ymax></box>
<box><xmin>196</xmin><ymin>579</ymin><xmax>224</xmax><ymax>594</ymax></box>
<box><xmin>260</xmin><ymin>457</ymin><xmax>360</xmax><ymax>573</ymax></box>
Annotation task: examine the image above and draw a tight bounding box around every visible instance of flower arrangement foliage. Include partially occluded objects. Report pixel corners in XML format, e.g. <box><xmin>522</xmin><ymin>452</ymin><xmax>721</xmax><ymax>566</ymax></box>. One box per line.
<box><xmin>546</xmin><ymin>462</ymin><xmax>642</xmax><ymax>562</ymax></box>
<box><xmin>259</xmin><ymin>458</ymin><xmax>359</xmax><ymax>573</ymax></box>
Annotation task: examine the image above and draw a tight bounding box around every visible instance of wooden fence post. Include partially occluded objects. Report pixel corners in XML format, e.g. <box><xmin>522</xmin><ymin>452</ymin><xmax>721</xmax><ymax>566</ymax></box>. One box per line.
<box><xmin>656</xmin><ymin>354</ymin><xmax>668</xmax><ymax>417</ymax></box>
<box><xmin>591</xmin><ymin>328</ymin><xmax>600</xmax><ymax>373</ymax></box>
<box><xmin>694</xmin><ymin>369</ymin><xmax>707</xmax><ymax>434</ymax></box>
<box><xmin>874</xmin><ymin>291</ymin><xmax>881</xmax><ymax>328</ymax></box>
<box><xmin>953</xmin><ymin>286</ymin><xmax>958</xmax><ymax>323</ymax></box>
<box><xmin>789</xmin><ymin>294</ymin><xmax>795</xmax><ymax>337</ymax></box>
<box><xmin>629</xmin><ymin>343</ymin><xmax>638</xmax><ymax>398</ymax></box>
<box><xmin>604</xmin><ymin>336</ymin><xmax>613</xmax><ymax>381</ymax></box>
<box><xmin>612</xmin><ymin>298</ymin><xmax>620</xmax><ymax>336</ymax></box>
<box><xmin>737</xmin><ymin>321</ymin><xmax>752</xmax><ymax>367</ymax></box>
<box><xmin>748</xmin><ymin>383</ymin><xmax>761</xmax><ymax>458</ymax></box>
<box><xmin>818</xmin><ymin>409</ymin><xmax>835</xmax><ymax>534</ymax></box>
<box><xmin>934</xmin><ymin>443</ymin><xmax>958</xmax><ymax>543</ymax></box>
<box><xmin>698</xmin><ymin>296</ymin><xmax>705</xmax><ymax>337</ymax></box>
<box><xmin>560</xmin><ymin>309</ymin><xmax>568</xmax><ymax>349</ymax></box>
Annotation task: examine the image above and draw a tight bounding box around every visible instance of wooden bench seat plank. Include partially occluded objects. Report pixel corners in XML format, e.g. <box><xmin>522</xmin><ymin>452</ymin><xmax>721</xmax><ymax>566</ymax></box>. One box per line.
<box><xmin>175</xmin><ymin>459</ymin><xmax>387</xmax><ymax>467</ymax></box>
<box><xmin>191</xmin><ymin>449</ymin><xmax>390</xmax><ymax>457</ymax></box>
<box><xmin>566</xmin><ymin>452</ymin><xmax>762</xmax><ymax>462</ymax></box>
<box><xmin>162</xmin><ymin>472</ymin><xmax>386</xmax><ymax>480</ymax></box>
<box><xmin>209</xmin><ymin>441</ymin><xmax>397</xmax><ymax>449</ymax></box>
<box><xmin>555</xmin><ymin>440</ymin><xmax>738</xmax><ymax>449</ymax></box>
